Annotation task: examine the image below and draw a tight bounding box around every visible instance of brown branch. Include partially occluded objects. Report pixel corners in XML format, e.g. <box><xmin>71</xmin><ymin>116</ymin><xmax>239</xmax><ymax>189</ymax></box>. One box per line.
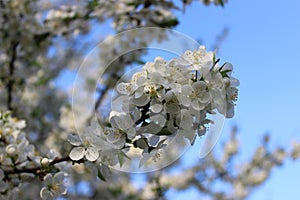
<box><xmin>94</xmin><ymin>85</ymin><xmax>109</xmax><ymax>111</ymax></box>
<box><xmin>7</xmin><ymin>42</ymin><xmax>19</xmax><ymax>111</ymax></box>
<box><xmin>3</xmin><ymin>156</ymin><xmax>73</xmax><ymax>176</ymax></box>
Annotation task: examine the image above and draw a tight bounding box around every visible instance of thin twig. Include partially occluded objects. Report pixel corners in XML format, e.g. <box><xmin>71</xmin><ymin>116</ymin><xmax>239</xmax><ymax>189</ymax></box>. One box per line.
<box><xmin>3</xmin><ymin>156</ymin><xmax>73</xmax><ymax>176</ymax></box>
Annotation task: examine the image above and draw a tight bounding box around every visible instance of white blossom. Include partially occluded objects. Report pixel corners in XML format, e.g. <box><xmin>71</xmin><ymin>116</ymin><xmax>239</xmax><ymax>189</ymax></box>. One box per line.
<box><xmin>68</xmin><ymin>125</ymin><xmax>104</xmax><ymax>162</ymax></box>
<box><xmin>40</xmin><ymin>172</ymin><xmax>67</xmax><ymax>200</ymax></box>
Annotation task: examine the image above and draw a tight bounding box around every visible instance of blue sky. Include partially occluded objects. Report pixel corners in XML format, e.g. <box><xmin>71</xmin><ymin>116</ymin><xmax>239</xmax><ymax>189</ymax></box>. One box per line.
<box><xmin>167</xmin><ymin>0</ymin><xmax>300</xmax><ymax>199</ymax></box>
<box><xmin>55</xmin><ymin>0</ymin><xmax>300</xmax><ymax>199</ymax></box>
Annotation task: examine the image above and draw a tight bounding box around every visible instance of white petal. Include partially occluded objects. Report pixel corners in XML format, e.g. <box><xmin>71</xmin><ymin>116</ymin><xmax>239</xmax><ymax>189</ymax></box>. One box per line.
<box><xmin>107</xmin><ymin>130</ymin><xmax>121</xmax><ymax>144</ymax></box>
<box><xmin>0</xmin><ymin>180</ymin><xmax>8</xmax><ymax>192</ymax></box>
<box><xmin>167</xmin><ymin>120</ymin><xmax>178</xmax><ymax>133</ymax></box>
<box><xmin>230</xmin><ymin>78</ymin><xmax>240</xmax><ymax>87</ymax></box>
<box><xmin>222</xmin><ymin>62</ymin><xmax>233</xmax><ymax>71</ymax></box>
<box><xmin>85</xmin><ymin>147</ymin><xmax>99</xmax><ymax>162</ymax></box>
<box><xmin>181</xmin><ymin>85</ymin><xmax>193</xmax><ymax>95</ymax></box>
<box><xmin>47</xmin><ymin>149</ymin><xmax>59</xmax><ymax>160</ymax></box>
<box><xmin>53</xmin><ymin>172</ymin><xmax>65</xmax><ymax>183</ymax></box>
<box><xmin>133</xmin><ymin>94</ymin><xmax>150</xmax><ymax>106</ymax></box>
<box><xmin>192</xmin><ymin>81</ymin><xmax>207</xmax><ymax>91</ymax></box>
<box><xmin>136</xmin><ymin>76</ymin><xmax>147</xmax><ymax>86</ymax></box>
<box><xmin>67</xmin><ymin>133</ymin><xmax>82</xmax><ymax>146</ymax></box>
<box><xmin>179</xmin><ymin>95</ymin><xmax>191</xmax><ymax>107</ymax></box>
<box><xmin>130</xmin><ymin>108</ymin><xmax>142</xmax><ymax>123</ymax></box>
<box><xmin>180</xmin><ymin>111</ymin><xmax>193</xmax><ymax>130</ymax></box>
<box><xmin>16</xmin><ymin>120</ymin><xmax>26</xmax><ymax>129</ymax></box>
<box><xmin>165</xmin><ymin>102</ymin><xmax>180</xmax><ymax>114</ymax></box>
<box><xmin>226</xmin><ymin>102</ymin><xmax>234</xmax><ymax>118</ymax></box>
<box><xmin>143</xmin><ymin>122</ymin><xmax>163</xmax><ymax>134</ymax></box>
<box><xmin>150</xmin><ymin>104</ymin><xmax>163</xmax><ymax>113</ymax></box>
<box><xmin>134</xmin><ymin>87</ymin><xmax>144</xmax><ymax>98</ymax></box>
<box><xmin>43</xmin><ymin>173</ymin><xmax>53</xmax><ymax>185</ymax></box>
<box><xmin>149</xmin><ymin>72</ymin><xmax>162</xmax><ymax>83</ymax></box>
<box><xmin>169</xmin><ymin>83</ymin><xmax>182</xmax><ymax>91</ymax></box>
<box><xmin>199</xmin><ymin>93</ymin><xmax>210</xmax><ymax>103</ymax></box>
<box><xmin>99</xmin><ymin>164</ymin><xmax>111</xmax><ymax>179</ymax></box>
<box><xmin>116</xmin><ymin>82</ymin><xmax>131</xmax><ymax>94</ymax></box>
<box><xmin>69</xmin><ymin>147</ymin><xmax>85</xmax><ymax>161</ymax></box>
<box><xmin>150</xmin><ymin>114</ymin><xmax>166</xmax><ymax>127</ymax></box>
<box><xmin>139</xmin><ymin>153</ymin><xmax>151</xmax><ymax>168</ymax></box>
<box><xmin>175</xmin><ymin>57</ymin><xmax>190</xmax><ymax>66</ymax></box>
<box><xmin>190</xmin><ymin>100</ymin><xmax>199</xmax><ymax>110</ymax></box>
<box><xmin>127</xmin><ymin>127</ymin><xmax>136</xmax><ymax>139</ymax></box>
<box><xmin>112</xmin><ymin>137</ymin><xmax>126</xmax><ymax>149</ymax></box>
<box><xmin>40</xmin><ymin>187</ymin><xmax>53</xmax><ymax>199</ymax></box>
<box><xmin>179</xmin><ymin>129</ymin><xmax>196</xmax><ymax>145</ymax></box>
<box><xmin>57</xmin><ymin>185</ymin><xmax>67</xmax><ymax>195</ymax></box>
<box><xmin>110</xmin><ymin>115</ymin><xmax>123</xmax><ymax>129</ymax></box>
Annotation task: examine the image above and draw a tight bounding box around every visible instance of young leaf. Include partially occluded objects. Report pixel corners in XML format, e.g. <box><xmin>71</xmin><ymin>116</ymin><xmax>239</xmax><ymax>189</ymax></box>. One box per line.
<box><xmin>98</xmin><ymin>169</ymin><xmax>106</xmax><ymax>182</ymax></box>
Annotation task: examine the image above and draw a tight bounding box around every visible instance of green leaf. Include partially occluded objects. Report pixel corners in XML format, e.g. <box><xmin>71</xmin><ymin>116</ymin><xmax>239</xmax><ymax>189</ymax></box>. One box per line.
<box><xmin>219</xmin><ymin>62</ymin><xmax>227</xmax><ymax>71</ymax></box>
<box><xmin>156</xmin><ymin>128</ymin><xmax>173</xmax><ymax>136</ymax></box>
<box><xmin>221</xmin><ymin>69</ymin><xmax>232</xmax><ymax>77</ymax></box>
<box><xmin>133</xmin><ymin>138</ymin><xmax>149</xmax><ymax>149</ymax></box>
<box><xmin>118</xmin><ymin>151</ymin><xmax>131</xmax><ymax>167</ymax></box>
<box><xmin>135</xmin><ymin>60</ymin><xmax>146</xmax><ymax>65</ymax></box>
<box><xmin>31</xmin><ymin>60</ymin><xmax>42</xmax><ymax>68</ymax></box>
<box><xmin>3</xmin><ymin>111</ymin><xmax>11</xmax><ymax>119</ymax></box>
<box><xmin>213</xmin><ymin>52</ymin><xmax>216</xmax><ymax>64</ymax></box>
<box><xmin>158</xmin><ymin>18</ymin><xmax>179</xmax><ymax>28</ymax></box>
<box><xmin>88</xmin><ymin>0</ymin><xmax>99</xmax><ymax>9</ymax></box>
<box><xmin>97</xmin><ymin>168</ymin><xmax>106</xmax><ymax>181</ymax></box>
<box><xmin>219</xmin><ymin>0</ymin><xmax>225</xmax><ymax>7</ymax></box>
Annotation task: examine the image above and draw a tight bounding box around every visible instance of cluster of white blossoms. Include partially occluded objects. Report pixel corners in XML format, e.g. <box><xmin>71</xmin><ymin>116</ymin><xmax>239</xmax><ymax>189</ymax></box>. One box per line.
<box><xmin>68</xmin><ymin>46</ymin><xmax>239</xmax><ymax>168</ymax></box>
<box><xmin>0</xmin><ymin>112</ymin><xmax>34</xmax><ymax>177</ymax></box>
<box><xmin>116</xmin><ymin>46</ymin><xmax>239</xmax><ymax>138</ymax></box>
<box><xmin>0</xmin><ymin>112</ymin><xmax>68</xmax><ymax>199</ymax></box>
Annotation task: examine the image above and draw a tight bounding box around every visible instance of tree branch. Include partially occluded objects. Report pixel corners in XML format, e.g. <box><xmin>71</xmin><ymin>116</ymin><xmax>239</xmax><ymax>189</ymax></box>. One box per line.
<box><xmin>3</xmin><ymin>156</ymin><xmax>74</xmax><ymax>176</ymax></box>
<box><xmin>7</xmin><ymin>42</ymin><xmax>19</xmax><ymax>111</ymax></box>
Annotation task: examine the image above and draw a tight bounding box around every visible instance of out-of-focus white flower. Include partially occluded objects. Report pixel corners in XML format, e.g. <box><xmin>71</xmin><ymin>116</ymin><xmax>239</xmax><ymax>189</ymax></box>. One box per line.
<box><xmin>40</xmin><ymin>172</ymin><xmax>67</xmax><ymax>200</ymax></box>
<box><xmin>291</xmin><ymin>142</ymin><xmax>300</xmax><ymax>160</ymax></box>
<box><xmin>0</xmin><ymin>169</ymin><xmax>8</xmax><ymax>193</ymax></box>
<box><xmin>233</xmin><ymin>182</ymin><xmax>247</xmax><ymax>199</ymax></box>
<box><xmin>68</xmin><ymin>127</ymin><xmax>103</xmax><ymax>162</ymax></box>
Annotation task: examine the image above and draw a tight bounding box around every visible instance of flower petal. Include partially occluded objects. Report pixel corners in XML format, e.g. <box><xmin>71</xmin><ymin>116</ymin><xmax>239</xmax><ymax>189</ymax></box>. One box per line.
<box><xmin>43</xmin><ymin>173</ymin><xmax>53</xmax><ymax>185</ymax></box>
<box><xmin>69</xmin><ymin>147</ymin><xmax>85</xmax><ymax>161</ymax></box>
<box><xmin>0</xmin><ymin>180</ymin><xmax>8</xmax><ymax>193</ymax></box>
<box><xmin>53</xmin><ymin>172</ymin><xmax>66</xmax><ymax>183</ymax></box>
<box><xmin>40</xmin><ymin>187</ymin><xmax>54</xmax><ymax>200</ymax></box>
<box><xmin>116</xmin><ymin>82</ymin><xmax>131</xmax><ymax>94</ymax></box>
<box><xmin>133</xmin><ymin>94</ymin><xmax>150</xmax><ymax>106</ymax></box>
<box><xmin>67</xmin><ymin>133</ymin><xmax>82</xmax><ymax>146</ymax></box>
<box><xmin>85</xmin><ymin>147</ymin><xmax>99</xmax><ymax>162</ymax></box>
<box><xmin>150</xmin><ymin>104</ymin><xmax>163</xmax><ymax>113</ymax></box>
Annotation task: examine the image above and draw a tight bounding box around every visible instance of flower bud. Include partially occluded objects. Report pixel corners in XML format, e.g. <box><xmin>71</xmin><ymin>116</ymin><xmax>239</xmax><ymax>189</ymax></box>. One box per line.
<box><xmin>6</xmin><ymin>145</ymin><xmax>17</xmax><ymax>156</ymax></box>
<box><xmin>41</xmin><ymin>157</ymin><xmax>50</xmax><ymax>166</ymax></box>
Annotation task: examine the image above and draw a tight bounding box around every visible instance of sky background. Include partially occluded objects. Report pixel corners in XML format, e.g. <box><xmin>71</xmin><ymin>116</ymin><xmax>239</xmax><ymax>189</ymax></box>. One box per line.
<box><xmin>167</xmin><ymin>0</ymin><xmax>300</xmax><ymax>199</ymax></box>
<box><xmin>55</xmin><ymin>0</ymin><xmax>300</xmax><ymax>199</ymax></box>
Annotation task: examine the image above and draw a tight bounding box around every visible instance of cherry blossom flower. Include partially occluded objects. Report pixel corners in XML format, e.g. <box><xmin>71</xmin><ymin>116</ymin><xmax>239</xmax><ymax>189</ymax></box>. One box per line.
<box><xmin>40</xmin><ymin>172</ymin><xmax>67</xmax><ymax>200</ymax></box>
